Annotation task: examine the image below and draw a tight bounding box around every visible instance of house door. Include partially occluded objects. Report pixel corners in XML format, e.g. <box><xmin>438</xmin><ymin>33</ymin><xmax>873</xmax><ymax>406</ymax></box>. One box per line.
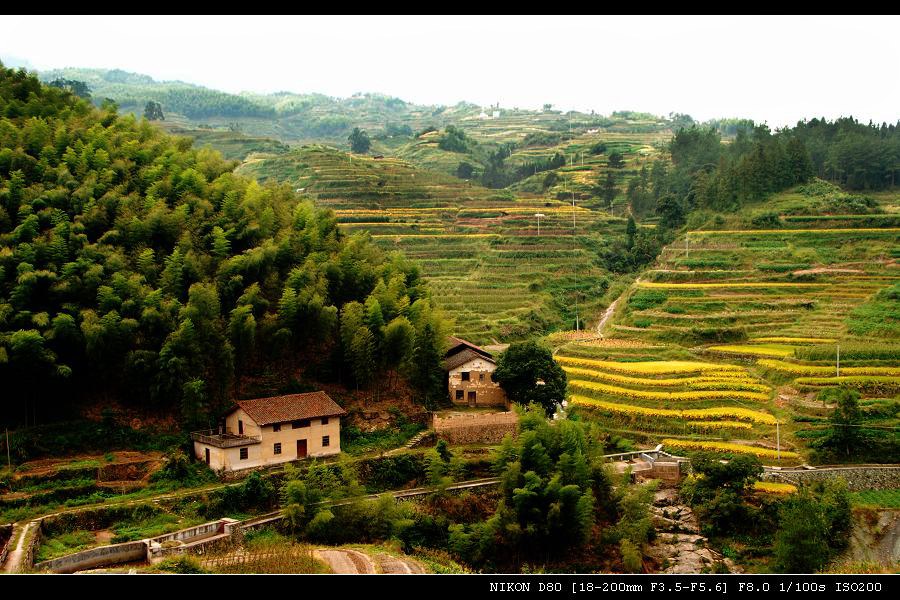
<box><xmin>467</xmin><ymin>391</ymin><xmax>476</xmax><ymax>406</ymax></box>
<box><xmin>297</xmin><ymin>439</ymin><xmax>307</xmax><ymax>459</ymax></box>
<box><xmin>204</xmin><ymin>448</ymin><xmax>210</xmax><ymax>465</ymax></box>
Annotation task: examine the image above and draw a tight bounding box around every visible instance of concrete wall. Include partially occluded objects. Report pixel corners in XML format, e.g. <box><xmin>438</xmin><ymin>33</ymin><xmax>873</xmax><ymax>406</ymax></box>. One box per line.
<box><xmin>257</xmin><ymin>417</ymin><xmax>341</xmax><ymax>462</ymax></box>
<box><xmin>434</xmin><ymin>411</ymin><xmax>519</xmax><ymax>445</ymax></box>
<box><xmin>448</xmin><ymin>357</ymin><xmax>508</xmax><ymax>408</ymax></box>
<box><xmin>194</xmin><ymin>416</ymin><xmax>342</xmax><ymax>472</ymax></box>
<box><xmin>226</xmin><ymin>408</ymin><xmax>261</xmax><ymax>437</ymax></box>
<box><xmin>763</xmin><ymin>466</ymin><xmax>900</xmax><ymax>492</ymax></box>
<box><xmin>34</xmin><ymin>540</ymin><xmax>148</xmax><ymax>574</ymax></box>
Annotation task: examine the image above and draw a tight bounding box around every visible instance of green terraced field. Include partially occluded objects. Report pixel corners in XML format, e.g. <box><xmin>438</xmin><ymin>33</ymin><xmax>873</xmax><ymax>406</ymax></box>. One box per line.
<box><xmin>237</xmin><ymin>145</ymin><xmax>633</xmax><ymax>343</ymax></box>
<box><xmin>555</xmin><ymin>188</ymin><xmax>900</xmax><ymax>460</ymax></box>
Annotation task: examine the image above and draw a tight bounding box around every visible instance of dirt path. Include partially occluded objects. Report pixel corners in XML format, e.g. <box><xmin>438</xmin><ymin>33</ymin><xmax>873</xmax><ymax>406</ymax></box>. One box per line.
<box><xmin>376</xmin><ymin>552</ymin><xmax>425</xmax><ymax>574</ymax></box>
<box><xmin>595</xmin><ymin>297</ymin><xmax>620</xmax><ymax>337</ymax></box>
<box><xmin>313</xmin><ymin>549</ymin><xmax>377</xmax><ymax>574</ymax></box>
<box><xmin>2</xmin><ymin>521</ymin><xmax>33</xmax><ymax>573</ymax></box>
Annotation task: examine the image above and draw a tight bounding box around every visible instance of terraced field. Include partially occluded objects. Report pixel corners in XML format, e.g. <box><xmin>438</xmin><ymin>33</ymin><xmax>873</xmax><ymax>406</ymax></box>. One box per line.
<box><xmin>238</xmin><ymin>145</ymin><xmax>636</xmax><ymax>343</ymax></box>
<box><xmin>556</xmin><ymin>191</ymin><xmax>900</xmax><ymax>461</ymax></box>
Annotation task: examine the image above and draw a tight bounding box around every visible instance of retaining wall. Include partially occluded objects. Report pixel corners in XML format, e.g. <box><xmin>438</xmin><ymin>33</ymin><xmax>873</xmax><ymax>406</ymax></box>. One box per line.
<box><xmin>21</xmin><ymin>520</ymin><xmax>42</xmax><ymax>572</ymax></box>
<box><xmin>0</xmin><ymin>523</ymin><xmax>11</xmax><ymax>566</ymax></box>
<box><xmin>763</xmin><ymin>467</ymin><xmax>900</xmax><ymax>492</ymax></box>
<box><xmin>433</xmin><ymin>411</ymin><xmax>519</xmax><ymax>445</ymax></box>
<box><xmin>34</xmin><ymin>540</ymin><xmax>148</xmax><ymax>574</ymax></box>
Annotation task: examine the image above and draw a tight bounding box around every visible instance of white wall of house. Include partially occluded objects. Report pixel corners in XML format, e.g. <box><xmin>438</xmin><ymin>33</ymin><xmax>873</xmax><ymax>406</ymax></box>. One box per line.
<box><xmin>194</xmin><ymin>415</ymin><xmax>342</xmax><ymax>472</ymax></box>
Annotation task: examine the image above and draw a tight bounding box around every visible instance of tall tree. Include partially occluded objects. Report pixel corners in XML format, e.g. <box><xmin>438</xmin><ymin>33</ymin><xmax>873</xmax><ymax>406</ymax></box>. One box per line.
<box><xmin>348</xmin><ymin>127</ymin><xmax>371</xmax><ymax>153</ymax></box>
<box><xmin>492</xmin><ymin>340</ymin><xmax>567</xmax><ymax>416</ymax></box>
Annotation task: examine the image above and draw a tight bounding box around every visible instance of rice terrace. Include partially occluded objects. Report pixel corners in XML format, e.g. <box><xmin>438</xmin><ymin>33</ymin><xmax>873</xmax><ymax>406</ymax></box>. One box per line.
<box><xmin>0</xmin><ymin>14</ymin><xmax>899</xmax><ymax>580</ymax></box>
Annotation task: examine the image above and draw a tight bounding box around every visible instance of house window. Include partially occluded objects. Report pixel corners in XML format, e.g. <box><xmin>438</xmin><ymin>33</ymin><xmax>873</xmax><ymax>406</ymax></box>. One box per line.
<box><xmin>321</xmin><ymin>417</ymin><xmax>329</xmax><ymax>426</ymax></box>
<box><xmin>461</xmin><ymin>372</ymin><xmax>470</xmax><ymax>381</ymax></box>
<box><xmin>456</xmin><ymin>390</ymin><xmax>464</xmax><ymax>400</ymax></box>
<box><xmin>274</xmin><ymin>443</ymin><xmax>282</xmax><ymax>455</ymax></box>
<box><xmin>273</xmin><ymin>423</ymin><xmax>281</xmax><ymax>432</ymax></box>
<box><xmin>238</xmin><ymin>420</ymin><xmax>244</xmax><ymax>435</ymax></box>
<box><xmin>479</xmin><ymin>373</ymin><xmax>485</xmax><ymax>381</ymax></box>
<box><xmin>292</xmin><ymin>419</ymin><xmax>310</xmax><ymax>429</ymax></box>
<box><xmin>322</xmin><ymin>436</ymin><xmax>330</xmax><ymax>447</ymax></box>
<box><xmin>239</xmin><ymin>448</ymin><xmax>248</xmax><ymax>460</ymax></box>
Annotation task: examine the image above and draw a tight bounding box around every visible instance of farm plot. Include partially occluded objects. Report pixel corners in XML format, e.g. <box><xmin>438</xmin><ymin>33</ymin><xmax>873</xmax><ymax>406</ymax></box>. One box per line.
<box><xmin>239</xmin><ymin>145</ymin><xmax>628</xmax><ymax>343</ymax></box>
<box><xmin>570</xmin><ymin>214</ymin><xmax>899</xmax><ymax>459</ymax></box>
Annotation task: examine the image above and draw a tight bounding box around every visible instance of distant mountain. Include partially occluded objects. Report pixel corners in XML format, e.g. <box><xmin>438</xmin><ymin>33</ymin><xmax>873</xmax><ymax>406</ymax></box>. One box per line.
<box><xmin>34</xmin><ymin>67</ymin><xmax>675</xmax><ymax>149</ymax></box>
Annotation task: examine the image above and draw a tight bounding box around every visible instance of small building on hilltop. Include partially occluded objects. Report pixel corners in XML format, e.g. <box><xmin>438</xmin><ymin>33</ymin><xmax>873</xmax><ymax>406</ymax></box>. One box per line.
<box><xmin>191</xmin><ymin>391</ymin><xmax>346</xmax><ymax>472</ymax></box>
<box><xmin>443</xmin><ymin>337</ymin><xmax>509</xmax><ymax>409</ymax></box>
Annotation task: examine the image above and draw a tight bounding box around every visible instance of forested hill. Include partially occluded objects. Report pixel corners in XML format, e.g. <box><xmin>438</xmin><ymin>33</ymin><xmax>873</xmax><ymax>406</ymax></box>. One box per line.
<box><xmin>0</xmin><ymin>64</ymin><xmax>449</xmax><ymax>430</ymax></box>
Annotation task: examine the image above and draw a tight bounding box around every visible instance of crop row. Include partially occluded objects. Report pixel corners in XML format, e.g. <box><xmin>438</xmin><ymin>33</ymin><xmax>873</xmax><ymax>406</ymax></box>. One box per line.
<box><xmin>757</xmin><ymin>359</ymin><xmax>900</xmax><ymax>377</ymax></box>
<box><xmin>794</xmin><ymin>376</ymin><xmax>900</xmax><ymax>394</ymax></box>
<box><xmin>661</xmin><ymin>439</ymin><xmax>800</xmax><ymax>460</ymax></box>
<box><xmin>569</xmin><ymin>379</ymin><xmax>770</xmax><ymax>402</ymax></box>
<box><xmin>560</xmin><ymin>366</ymin><xmax>770</xmax><ymax>392</ymax></box>
<box><xmin>570</xmin><ymin>396</ymin><xmax>777</xmax><ymax>424</ymax></box>
<box><xmin>555</xmin><ymin>356</ymin><xmax>746</xmax><ymax>376</ymax></box>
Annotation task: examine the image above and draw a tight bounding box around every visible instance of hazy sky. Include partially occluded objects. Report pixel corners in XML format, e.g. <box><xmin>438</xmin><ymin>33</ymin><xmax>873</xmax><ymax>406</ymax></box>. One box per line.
<box><xmin>2</xmin><ymin>15</ymin><xmax>898</xmax><ymax>127</ymax></box>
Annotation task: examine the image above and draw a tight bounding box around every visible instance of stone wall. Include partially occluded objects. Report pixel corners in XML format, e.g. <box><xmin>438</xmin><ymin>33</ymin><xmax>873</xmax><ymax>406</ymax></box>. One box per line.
<box><xmin>0</xmin><ymin>523</ymin><xmax>11</xmax><ymax>566</ymax></box>
<box><xmin>97</xmin><ymin>459</ymin><xmax>157</xmax><ymax>483</ymax></box>
<box><xmin>763</xmin><ymin>466</ymin><xmax>900</xmax><ymax>491</ymax></box>
<box><xmin>21</xmin><ymin>520</ymin><xmax>42</xmax><ymax>572</ymax></box>
<box><xmin>433</xmin><ymin>411</ymin><xmax>519</xmax><ymax>445</ymax></box>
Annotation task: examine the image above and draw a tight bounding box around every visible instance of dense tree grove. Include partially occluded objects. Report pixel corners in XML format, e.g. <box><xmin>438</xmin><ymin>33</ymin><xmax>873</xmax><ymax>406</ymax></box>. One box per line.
<box><xmin>447</xmin><ymin>407</ymin><xmax>613</xmax><ymax>569</ymax></box>
<box><xmin>0</xmin><ymin>65</ymin><xmax>448</xmax><ymax>429</ymax></box>
<box><xmin>631</xmin><ymin>119</ymin><xmax>899</xmax><ymax>224</ymax></box>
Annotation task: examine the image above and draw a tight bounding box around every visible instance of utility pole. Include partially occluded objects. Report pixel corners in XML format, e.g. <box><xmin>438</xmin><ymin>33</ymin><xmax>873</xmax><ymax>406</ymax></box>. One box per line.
<box><xmin>685</xmin><ymin>234</ymin><xmax>689</xmax><ymax>258</ymax></box>
<box><xmin>572</xmin><ymin>196</ymin><xmax>579</xmax><ymax>332</ymax></box>
<box><xmin>535</xmin><ymin>213</ymin><xmax>545</xmax><ymax>236</ymax></box>
<box><xmin>836</xmin><ymin>344</ymin><xmax>840</xmax><ymax>377</ymax></box>
<box><xmin>776</xmin><ymin>421</ymin><xmax>780</xmax><ymax>461</ymax></box>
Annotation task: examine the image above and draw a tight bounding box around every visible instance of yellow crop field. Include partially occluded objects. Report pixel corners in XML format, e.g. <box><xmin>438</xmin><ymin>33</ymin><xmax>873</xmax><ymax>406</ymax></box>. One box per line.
<box><xmin>556</xmin><ymin>356</ymin><xmax>746</xmax><ymax>375</ymax></box>
<box><xmin>561</xmin><ymin>366</ymin><xmax>768</xmax><ymax>391</ymax></box>
<box><xmin>570</xmin><ymin>396</ymin><xmax>777</xmax><ymax>424</ymax></box>
<box><xmin>687</xmin><ymin>420</ymin><xmax>753</xmax><ymax>430</ymax></box>
<box><xmin>569</xmin><ymin>379</ymin><xmax>770</xmax><ymax>402</ymax></box>
<box><xmin>661</xmin><ymin>439</ymin><xmax>800</xmax><ymax>460</ymax></box>
<box><xmin>753</xmin><ymin>482</ymin><xmax>798</xmax><ymax>494</ymax></box>
<box><xmin>758</xmin><ymin>359</ymin><xmax>900</xmax><ymax>377</ymax></box>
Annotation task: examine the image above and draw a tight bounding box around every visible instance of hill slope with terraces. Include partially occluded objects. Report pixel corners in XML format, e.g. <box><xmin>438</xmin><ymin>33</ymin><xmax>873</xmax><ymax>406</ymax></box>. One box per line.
<box><xmin>553</xmin><ymin>183</ymin><xmax>900</xmax><ymax>463</ymax></box>
<box><xmin>237</xmin><ymin>145</ymin><xmax>638</xmax><ymax>343</ymax></box>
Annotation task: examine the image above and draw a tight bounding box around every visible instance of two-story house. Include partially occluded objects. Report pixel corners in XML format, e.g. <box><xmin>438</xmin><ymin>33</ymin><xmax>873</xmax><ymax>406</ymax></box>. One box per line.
<box><xmin>191</xmin><ymin>391</ymin><xmax>346</xmax><ymax>472</ymax></box>
<box><xmin>443</xmin><ymin>337</ymin><xmax>509</xmax><ymax>409</ymax></box>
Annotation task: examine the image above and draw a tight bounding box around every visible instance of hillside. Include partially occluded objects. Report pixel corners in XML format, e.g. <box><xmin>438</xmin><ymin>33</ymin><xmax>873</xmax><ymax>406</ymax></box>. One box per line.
<box><xmin>36</xmin><ymin>67</ymin><xmax>676</xmax><ymax>151</ymax></box>
<box><xmin>554</xmin><ymin>182</ymin><xmax>900</xmax><ymax>462</ymax></box>
<box><xmin>0</xmin><ymin>65</ymin><xmax>449</xmax><ymax>430</ymax></box>
<box><xmin>236</xmin><ymin>145</ymin><xmax>647</xmax><ymax>343</ymax></box>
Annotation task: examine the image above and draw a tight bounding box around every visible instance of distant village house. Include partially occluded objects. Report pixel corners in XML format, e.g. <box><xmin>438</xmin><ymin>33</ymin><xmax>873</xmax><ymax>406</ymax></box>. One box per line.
<box><xmin>443</xmin><ymin>337</ymin><xmax>509</xmax><ymax>409</ymax></box>
<box><xmin>191</xmin><ymin>391</ymin><xmax>346</xmax><ymax>472</ymax></box>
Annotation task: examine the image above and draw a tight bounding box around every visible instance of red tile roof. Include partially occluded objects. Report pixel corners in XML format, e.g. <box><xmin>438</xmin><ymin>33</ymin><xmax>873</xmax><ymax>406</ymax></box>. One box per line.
<box><xmin>230</xmin><ymin>391</ymin><xmax>346</xmax><ymax>426</ymax></box>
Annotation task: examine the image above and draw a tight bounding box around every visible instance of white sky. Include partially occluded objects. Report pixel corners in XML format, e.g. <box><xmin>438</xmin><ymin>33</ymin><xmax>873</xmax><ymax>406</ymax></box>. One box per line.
<box><xmin>1</xmin><ymin>14</ymin><xmax>898</xmax><ymax>127</ymax></box>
